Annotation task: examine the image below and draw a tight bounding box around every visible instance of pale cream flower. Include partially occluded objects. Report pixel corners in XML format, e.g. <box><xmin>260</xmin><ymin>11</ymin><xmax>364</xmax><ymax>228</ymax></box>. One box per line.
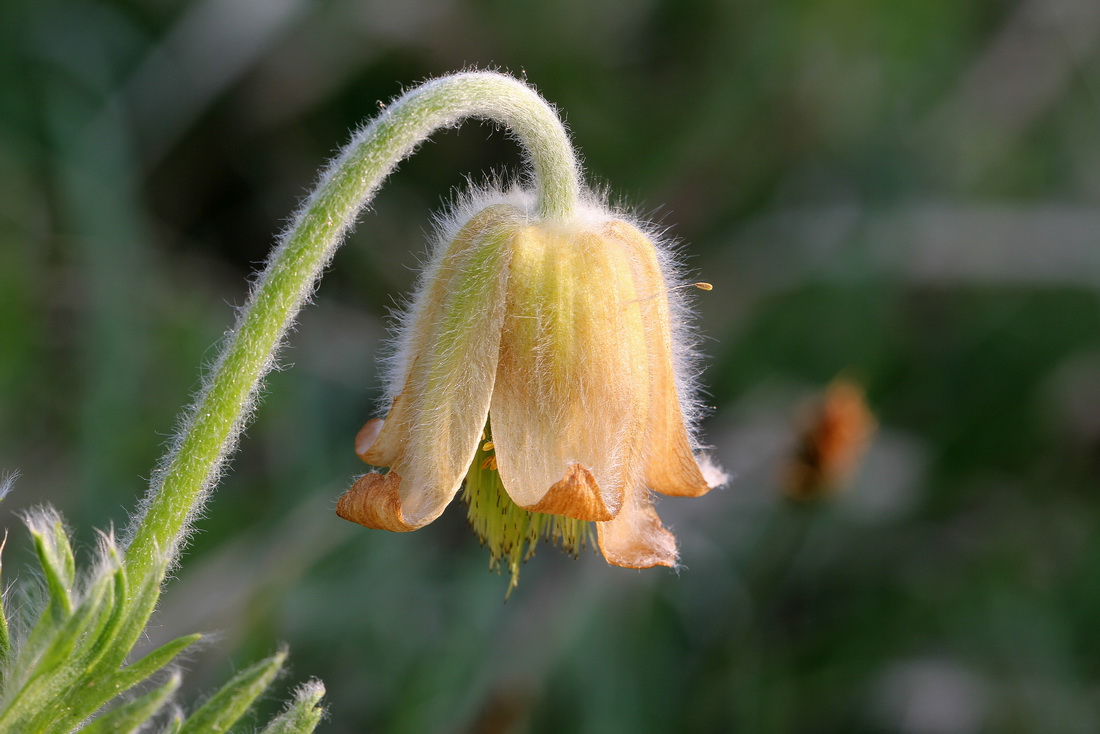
<box><xmin>336</xmin><ymin>192</ymin><xmax>725</xmax><ymax>585</ymax></box>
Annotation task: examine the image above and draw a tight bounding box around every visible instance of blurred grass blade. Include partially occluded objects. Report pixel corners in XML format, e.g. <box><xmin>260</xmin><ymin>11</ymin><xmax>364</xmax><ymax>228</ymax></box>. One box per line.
<box><xmin>259</xmin><ymin>680</ymin><xmax>326</xmax><ymax>734</ymax></box>
<box><xmin>178</xmin><ymin>649</ymin><xmax>286</xmax><ymax>734</ymax></box>
<box><xmin>80</xmin><ymin>671</ymin><xmax>181</xmax><ymax>734</ymax></box>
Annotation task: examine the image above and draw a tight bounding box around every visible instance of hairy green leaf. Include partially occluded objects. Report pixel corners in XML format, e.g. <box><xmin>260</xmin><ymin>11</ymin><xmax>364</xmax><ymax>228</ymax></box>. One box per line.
<box><xmin>0</xmin><ymin>576</ymin><xmax>111</xmax><ymax>730</ymax></box>
<box><xmin>80</xmin><ymin>671</ymin><xmax>181</xmax><ymax>734</ymax></box>
<box><xmin>178</xmin><ymin>649</ymin><xmax>286</xmax><ymax>734</ymax></box>
<box><xmin>111</xmin><ymin>634</ymin><xmax>203</xmax><ymax>697</ymax></box>
<box><xmin>259</xmin><ymin>680</ymin><xmax>326</xmax><ymax>734</ymax></box>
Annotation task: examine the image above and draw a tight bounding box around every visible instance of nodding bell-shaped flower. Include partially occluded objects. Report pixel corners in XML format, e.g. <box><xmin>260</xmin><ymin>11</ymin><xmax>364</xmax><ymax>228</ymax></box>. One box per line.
<box><xmin>336</xmin><ymin>192</ymin><xmax>726</xmax><ymax>589</ymax></box>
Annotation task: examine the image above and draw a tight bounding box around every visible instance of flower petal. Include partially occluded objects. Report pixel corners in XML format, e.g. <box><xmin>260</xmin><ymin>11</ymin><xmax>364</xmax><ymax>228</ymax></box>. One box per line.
<box><xmin>596</xmin><ymin>485</ymin><xmax>678</xmax><ymax>568</ymax></box>
<box><xmin>341</xmin><ymin>204</ymin><xmax>523</xmax><ymax>527</ymax></box>
<box><xmin>601</xmin><ymin>221</ymin><xmax>719</xmax><ymax>497</ymax></box>
<box><xmin>354</xmin><ymin>418</ymin><xmax>385</xmax><ymax>462</ymax></box>
<box><xmin>489</xmin><ymin>224</ymin><xmax>654</xmax><ymax>519</ymax></box>
<box><xmin>521</xmin><ymin>464</ymin><xmax>614</xmax><ymax>521</ymax></box>
<box><xmin>336</xmin><ymin>471</ymin><xmax>416</xmax><ymax>531</ymax></box>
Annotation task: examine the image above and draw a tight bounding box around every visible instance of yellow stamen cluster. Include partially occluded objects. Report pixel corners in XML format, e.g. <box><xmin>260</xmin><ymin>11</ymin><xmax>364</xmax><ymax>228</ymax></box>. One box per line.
<box><xmin>461</xmin><ymin>423</ymin><xmax>590</xmax><ymax>594</ymax></box>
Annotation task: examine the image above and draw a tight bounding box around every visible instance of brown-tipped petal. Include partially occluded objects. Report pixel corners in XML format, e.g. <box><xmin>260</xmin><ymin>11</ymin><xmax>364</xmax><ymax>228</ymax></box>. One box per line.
<box><xmin>354</xmin><ymin>419</ymin><xmax>385</xmax><ymax>463</ymax></box>
<box><xmin>490</xmin><ymin>225</ymin><xmax>646</xmax><ymax>517</ymax></box>
<box><xmin>521</xmin><ymin>464</ymin><xmax>614</xmax><ymax>521</ymax></box>
<box><xmin>645</xmin><ymin>434</ymin><xmax>712</xmax><ymax>497</ymax></box>
<box><xmin>342</xmin><ymin>205</ymin><xmax>524</xmax><ymax>527</ymax></box>
<box><xmin>601</xmin><ymin>220</ymin><xmax>718</xmax><ymax>498</ymax></box>
<box><xmin>596</xmin><ymin>489</ymin><xmax>678</xmax><ymax>569</ymax></box>
<box><xmin>336</xmin><ymin>472</ymin><xmax>419</xmax><ymax>532</ymax></box>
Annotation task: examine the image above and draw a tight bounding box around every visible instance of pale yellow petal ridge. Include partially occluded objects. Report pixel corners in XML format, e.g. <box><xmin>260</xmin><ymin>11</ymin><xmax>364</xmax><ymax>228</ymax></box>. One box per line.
<box><xmin>490</xmin><ymin>223</ymin><xmax>652</xmax><ymax>519</ymax></box>
<box><xmin>354</xmin><ymin>418</ymin><xmax>385</xmax><ymax>462</ymax></box>
<box><xmin>602</xmin><ymin>220</ymin><xmax>719</xmax><ymax>497</ymax></box>
<box><xmin>340</xmin><ymin>204</ymin><xmax>523</xmax><ymax>528</ymax></box>
<box><xmin>596</xmin><ymin>482</ymin><xmax>678</xmax><ymax>569</ymax></box>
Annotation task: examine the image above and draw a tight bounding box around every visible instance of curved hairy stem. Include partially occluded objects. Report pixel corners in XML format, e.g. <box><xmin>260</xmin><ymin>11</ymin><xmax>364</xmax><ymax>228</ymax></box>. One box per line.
<box><xmin>123</xmin><ymin>71</ymin><xmax>582</xmax><ymax>581</ymax></box>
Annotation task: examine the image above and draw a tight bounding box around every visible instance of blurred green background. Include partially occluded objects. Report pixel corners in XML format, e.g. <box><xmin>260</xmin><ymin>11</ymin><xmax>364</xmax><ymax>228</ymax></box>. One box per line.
<box><xmin>3</xmin><ymin>0</ymin><xmax>1100</xmax><ymax>731</ymax></box>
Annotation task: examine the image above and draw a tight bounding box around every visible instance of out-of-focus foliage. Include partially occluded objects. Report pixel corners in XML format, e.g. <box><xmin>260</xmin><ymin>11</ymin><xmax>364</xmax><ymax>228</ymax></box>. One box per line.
<box><xmin>2</xmin><ymin>0</ymin><xmax>1100</xmax><ymax>731</ymax></box>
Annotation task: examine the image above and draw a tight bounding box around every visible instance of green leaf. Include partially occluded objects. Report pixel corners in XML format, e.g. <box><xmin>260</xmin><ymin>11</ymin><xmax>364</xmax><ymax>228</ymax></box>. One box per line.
<box><xmin>33</xmin><ymin>547</ymin><xmax>131</xmax><ymax>732</ymax></box>
<box><xmin>0</xmin><ymin>529</ymin><xmax>11</xmax><ymax>668</ymax></box>
<box><xmin>80</xmin><ymin>671</ymin><xmax>181</xmax><ymax>734</ymax></box>
<box><xmin>178</xmin><ymin>649</ymin><xmax>287</xmax><ymax>734</ymax></box>
<box><xmin>0</xmin><ymin>576</ymin><xmax>112</xmax><ymax>730</ymax></box>
<box><xmin>259</xmin><ymin>680</ymin><xmax>326</xmax><ymax>734</ymax></box>
<box><xmin>53</xmin><ymin>520</ymin><xmax>77</xmax><ymax>598</ymax></box>
<box><xmin>0</xmin><ymin>483</ymin><xmax>11</xmax><ymax>676</ymax></box>
<box><xmin>19</xmin><ymin>513</ymin><xmax>79</xmax><ymax>676</ymax></box>
<box><xmin>28</xmin><ymin>511</ymin><xmax>76</xmax><ymax>618</ymax></box>
<box><xmin>106</xmin><ymin>551</ymin><xmax>170</xmax><ymax>669</ymax></box>
<box><xmin>75</xmin><ymin>556</ymin><xmax>129</xmax><ymax>674</ymax></box>
<box><xmin>110</xmin><ymin>634</ymin><xmax>203</xmax><ymax>696</ymax></box>
<box><xmin>33</xmin><ymin>572</ymin><xmax>112</xmax><ymax>674</ymax></box>
<box><xmin>52</xmin><ymin>632</ymin><xmax>200</xmax><ymax>733</ymax></box>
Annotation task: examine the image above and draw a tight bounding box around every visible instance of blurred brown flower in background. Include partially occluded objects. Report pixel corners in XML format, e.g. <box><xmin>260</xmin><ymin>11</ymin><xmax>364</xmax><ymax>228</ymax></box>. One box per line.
<box><xmin>783</xmin><ymin>378</ymin><xmax>876</xmax><ymax>501</ymax></box>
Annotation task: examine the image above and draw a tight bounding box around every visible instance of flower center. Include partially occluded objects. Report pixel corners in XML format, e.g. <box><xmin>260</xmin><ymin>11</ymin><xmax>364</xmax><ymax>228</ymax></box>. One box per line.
<box><xmin>461</xmin><ymin>421</ymin><xmax>590</xmax><ymax>594</ymax></box>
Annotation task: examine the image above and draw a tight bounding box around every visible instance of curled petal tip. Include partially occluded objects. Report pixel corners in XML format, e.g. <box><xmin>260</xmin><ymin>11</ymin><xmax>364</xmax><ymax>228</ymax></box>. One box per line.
<box><xmin>520</xmin><ymin>464</ymin><xmax>617</xmax><ymax>522</ymax></box>
<box><xmin>336</xmin><ymin>471</ymin><xmax>418</xmax><ymax>532</ymax></box>
<box><xmin>597</xmin><ymin>499</ymin><xmax>678</xmax><ymax>569</ymax></box>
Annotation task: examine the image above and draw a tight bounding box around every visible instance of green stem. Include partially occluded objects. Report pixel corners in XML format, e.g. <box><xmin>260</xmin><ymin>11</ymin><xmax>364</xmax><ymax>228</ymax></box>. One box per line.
<box><xmin>123</xmin><ymin>71</ymin><xmax>582</xmax><ymax>581</ymax></box>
